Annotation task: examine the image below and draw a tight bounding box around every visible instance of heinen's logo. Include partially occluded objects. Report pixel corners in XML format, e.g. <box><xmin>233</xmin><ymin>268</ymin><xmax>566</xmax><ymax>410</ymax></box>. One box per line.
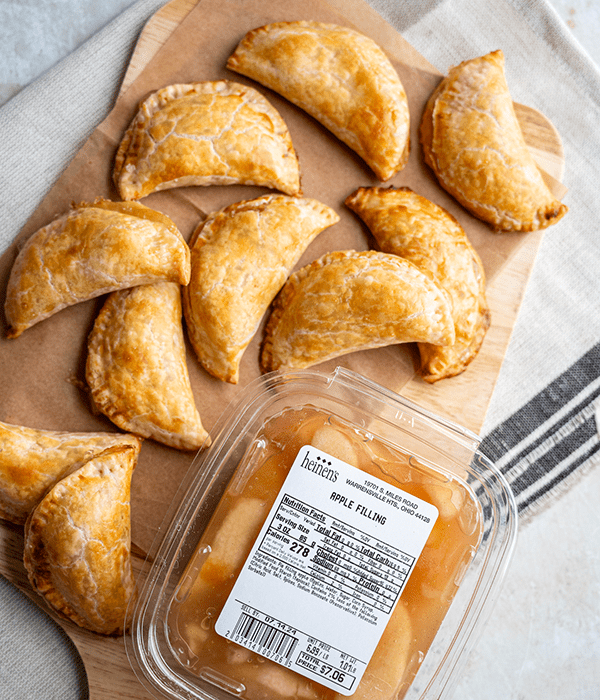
<box><xmin>299</xmin><ymin>450</ymin><xmax>338</xmax><ymax>483</ymax></box>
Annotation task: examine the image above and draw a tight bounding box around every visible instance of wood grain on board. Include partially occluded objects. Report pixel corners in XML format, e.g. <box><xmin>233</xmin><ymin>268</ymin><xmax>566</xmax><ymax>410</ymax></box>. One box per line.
<box><xmin>0</xmin><ymin>1</ymin><xmax>566</xmax><ymax>698</ymax></box>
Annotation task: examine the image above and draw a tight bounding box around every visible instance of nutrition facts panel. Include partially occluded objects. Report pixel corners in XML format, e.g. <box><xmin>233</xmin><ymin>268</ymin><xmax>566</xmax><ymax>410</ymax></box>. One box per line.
<box><xmin>216</xmin><ymin>445</ymin><xmax>438</xmax><ymax>695</ymax></box>
<box><xmin>258</xmin><ymin>494</ymin><xmax>414</xmax><ymax>615</ymax></box>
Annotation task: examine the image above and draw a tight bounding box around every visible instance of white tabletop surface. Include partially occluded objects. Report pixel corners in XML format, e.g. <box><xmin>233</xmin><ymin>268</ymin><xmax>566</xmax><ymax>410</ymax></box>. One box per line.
<box><xmin>1</xmin><ymin>2</ymin><xmax>599</xmax><ymax>700</ymax></box>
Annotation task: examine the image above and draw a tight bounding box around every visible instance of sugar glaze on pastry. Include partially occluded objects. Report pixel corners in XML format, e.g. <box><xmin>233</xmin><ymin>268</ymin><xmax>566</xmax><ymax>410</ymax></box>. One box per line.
<box><xmin>4</xmin><ymin>199</ymin><xmax>190</xmax><ymax>338</ymax></box>
<box><xmin>114</xmin><ymin>81</ymin><xmax>301</xmax><ymax>200</ymax></box>
<box><xmin>23</xmin><ymin>444</ymin><xmax>138</xmax><ymax>636</ymax></box>
<box><xmin>346</xmin><ymin>186</ymin><xmax>490</xmax><ymax>382</ymax></box>
<box><xmin>86</xmin><ymin>282</ymin><xmax>209</xmax><ymax>451</ymax></box>
<box><xmin>420</xmin><ymin>50</ymin><xmax>567</xmax><ymax>232</ymax></box>
<box><xmin>227</xmin><ymin>21</ymin><xmax>410</xmax><ymax>181</ymax></box>
<box><xmin>183</xmin><ymin>194</ymin><xmax>339</xmax><ymax>383</ymax></box>
<box><xmin>0</xmin><ymin>420</ymin><xmax>141</xmax><ymax>525</ymax></box>
<box><xmin>261</xmin><ymin>249</ymin><xmax>455</xmax><ymax>373</ymax></box>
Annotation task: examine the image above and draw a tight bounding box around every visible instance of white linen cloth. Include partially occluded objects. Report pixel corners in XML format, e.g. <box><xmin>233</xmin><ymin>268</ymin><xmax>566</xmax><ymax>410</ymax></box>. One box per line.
<box><xmin>1</xmin><ymin>0</ymin><xmax>599</xmax><ymax>698</ymax></box>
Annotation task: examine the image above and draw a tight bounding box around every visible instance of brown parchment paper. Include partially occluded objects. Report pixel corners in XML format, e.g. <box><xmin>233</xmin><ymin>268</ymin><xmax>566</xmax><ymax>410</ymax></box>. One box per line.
<box><xmin>0</xmin><ymin>0</ymin><xmax>559</xmax><ymax>555</ymax></box>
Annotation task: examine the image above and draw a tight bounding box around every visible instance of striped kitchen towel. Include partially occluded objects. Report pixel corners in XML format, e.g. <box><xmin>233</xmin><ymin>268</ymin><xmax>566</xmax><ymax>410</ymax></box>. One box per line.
<box><xmin>481</xmin><ymin>342</ymin><xmax>600</xmax><ymax>521</ymax></box>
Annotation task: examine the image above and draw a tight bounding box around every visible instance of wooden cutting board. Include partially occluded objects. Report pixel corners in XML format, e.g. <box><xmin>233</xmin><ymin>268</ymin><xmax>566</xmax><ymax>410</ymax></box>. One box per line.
<box><xmin>0</xmin><ymin>1</ymin><xmax>565</xmax><ymax>698</ymax></box>
<box><xmin>117</xmin><ymin>0</ymin><xmax>565</xmax><ymax>433</ymax></box>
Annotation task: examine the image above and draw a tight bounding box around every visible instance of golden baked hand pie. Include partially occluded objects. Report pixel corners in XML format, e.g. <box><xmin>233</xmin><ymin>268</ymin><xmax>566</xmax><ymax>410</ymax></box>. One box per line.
<box><xmin>4</xmin><ymin>199</ymin><xmax>190</xmax><ymax>338</ymax></box>
<box><xmin>420</xmin><ymin>50</ymin><xmax>567</xmax><ymax>232</ymax></box>
<box><xmin>114</xmin><ymin>81</ymin><xmax>301</xmax><ymax>200</ymax></box>
<box><xmin>346</xmin><ymin>186</ymin><xmax>490</xmax><ymax>382</ymax></box>
<box><xmin>86</xmin><ymin>282</ymin><xmax>209</xmax><ymax>451</ymax></box>
<box><xmin>227</xmin><ymin>21</ymin><xmax>410</xmax><ymax>181</ymax></box>
<box><xmin>23</xmin><ymin>444</ymin><xmax>138</xmax><ymax>636</ymax></box>
<box><xmin>183</xmin><ymin>194</ymin><xmax>339</xmax><ymax>383</ymax></box>
<box><xmin>260</xmin><ymin>249</ymin><xmax>455</xmax><ymax>373</ymax></box>
<box><xmin>0</xmin><ymin>420</ymin><xmax>141</xmax><ymax>525</ymax></box>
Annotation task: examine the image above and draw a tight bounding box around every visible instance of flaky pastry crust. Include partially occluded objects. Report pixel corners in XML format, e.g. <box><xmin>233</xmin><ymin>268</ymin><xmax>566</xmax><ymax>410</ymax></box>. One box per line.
<box><xmin>227</xmin><ymin>21</ymin><xmax>410</xmax><ymax>181</ymax></box>
<box><xmin>346</xmin><ymin>186</ymin><xmax>491</xmax><ymax>382</ymax></box>
<box><xmin>4</xmin><ymin>199</ymin><xmax>190</xmax><ymax>338</ymax></box>
<box><xmin>420</xmin><ymin>50</ymin><xmax>567</xmax><ymax>232</ymax></box>
<box><xmin>0</xmin><ymin>420</ymin><xmax>141</xmax><ymax>525</ymax></box>
<box><xmin>86</xmin><ymin>282</ymin><xmax>209</xmax><ymax>451</ymax></box>
<box><xmin>183</xmin><ymin>194</ymin><xmax>339</xmax><ymax>383</ymax></box>
<box><xmin>260</xmin><ymin>250</ymin><xmax>455</xmax><ymax>373</ymax></box>
<box><xmin>113</xmin><ymin>81</ymin><xmax>301</xmax><ymax>200</ymax></box>
<box><xmin>23</xmin><ymin>445</ymin><xmax>138</xmax><ymax>636</ymax></box>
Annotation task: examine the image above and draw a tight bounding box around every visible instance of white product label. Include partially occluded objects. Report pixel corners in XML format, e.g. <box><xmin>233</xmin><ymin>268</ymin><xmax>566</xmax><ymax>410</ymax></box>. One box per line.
<box><xmin>215</xmin><ymin>445</ymin><xmax>438</xmax><ymax>695</ymax></box>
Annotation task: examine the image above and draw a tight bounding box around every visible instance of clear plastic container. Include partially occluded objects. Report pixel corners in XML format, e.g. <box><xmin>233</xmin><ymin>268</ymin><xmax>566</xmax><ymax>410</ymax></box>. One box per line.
<box><xmin>126</xmin><ymin>367</ymin><xmax>517</xmax><ymax>700</ymax></box>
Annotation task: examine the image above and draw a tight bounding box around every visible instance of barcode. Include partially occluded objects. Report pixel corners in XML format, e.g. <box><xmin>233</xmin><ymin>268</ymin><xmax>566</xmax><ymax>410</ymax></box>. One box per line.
<box><xmin>233</xmin><ymin>613</ymin><xmax>298</xmax><ymax>660</ymax></box>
